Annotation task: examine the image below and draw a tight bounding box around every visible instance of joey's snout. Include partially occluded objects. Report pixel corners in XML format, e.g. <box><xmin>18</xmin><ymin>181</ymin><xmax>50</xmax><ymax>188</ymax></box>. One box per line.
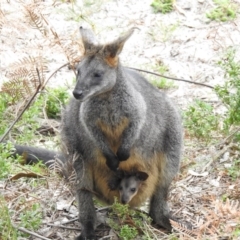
<box><xmin>121</xmin><ymin>198</ymin><xmax>129</xmax><ymax>204</ymax></box>
<box><xmin>73</xmin><ymin>90</ymin><xmax>83</xmax><ymax>100</ymax></box>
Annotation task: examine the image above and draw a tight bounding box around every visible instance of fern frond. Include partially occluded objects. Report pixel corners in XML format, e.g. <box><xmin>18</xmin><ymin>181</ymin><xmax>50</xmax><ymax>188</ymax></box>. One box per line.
<box><xmin>0</xmin><ymin>9</ymin><xmax>4</xmax><ymax>31</ymax></box>
<box><xmin>215</xmin><ymin>198</ymin><xmax>240</xmax><ymax>219</ymax></box>
<box><xmin>24</xmin><ymin>6</ymin><xmax>47</xmax><ymax>36</ymax></box>
<box><xmin>170</xmin><ymin>220</ymin><xmax>197</xmax><ymax>237</ymax></box>
<box><xmin>3</xmin><ymin>56</ymin><xmax>48</xmax><ymax>103</ymax></box>
<box><xmin>55</xmin><ymin>36</ymin><xmax>83</xmax><ymax>66</ymax></box>
<box><xmin>2</xmin><ymin>79</ymin><xmax>30</xmax><ymax>103</ymax></box>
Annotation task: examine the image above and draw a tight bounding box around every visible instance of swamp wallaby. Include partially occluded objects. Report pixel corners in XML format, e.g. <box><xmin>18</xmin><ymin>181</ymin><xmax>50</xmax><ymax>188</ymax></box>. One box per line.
<box><xmin>10</xmin><ymin>27</ymin><xmax>183</xmax><ymax>239</ymax></box>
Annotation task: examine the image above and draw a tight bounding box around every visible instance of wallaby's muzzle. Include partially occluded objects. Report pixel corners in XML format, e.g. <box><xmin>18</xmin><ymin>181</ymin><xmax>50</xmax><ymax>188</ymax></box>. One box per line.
<box><xmin>73</xmin><ymin>90</ymin><xmax>83</xmax><ymax>100</ymax></box>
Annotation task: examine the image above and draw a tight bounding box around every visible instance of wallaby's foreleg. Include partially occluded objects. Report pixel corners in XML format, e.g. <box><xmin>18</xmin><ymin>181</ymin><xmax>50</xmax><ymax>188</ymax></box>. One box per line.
<box><xmin>73</xmin><ymin>155</ymin><xmax>97</xmax><ymax>240</ymax></box>
<box><xmin>90</xmin><ymin>126</ymin><xmax>119</xmax><ymax>171</ymax></box>
<box><xmin>116</xmin><ymin>121</ymin><xmax>142</xmax><ymax>161</ymax></box>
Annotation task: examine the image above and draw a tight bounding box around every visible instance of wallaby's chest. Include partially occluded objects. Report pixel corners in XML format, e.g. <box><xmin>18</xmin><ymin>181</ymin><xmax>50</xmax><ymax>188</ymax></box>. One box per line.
<box><xmin>81</xmin><ymin>99</ymin><xmax>129</xmax><ymax>149</ymax></box>
<box><xmin>96</xmin><ymin>117</ymin><xmax>129</xmax><ymax>151</ymax></box>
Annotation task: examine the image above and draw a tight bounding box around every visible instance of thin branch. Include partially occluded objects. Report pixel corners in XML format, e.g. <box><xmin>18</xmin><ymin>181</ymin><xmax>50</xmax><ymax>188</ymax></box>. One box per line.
<box><xmin>216</xmin><ymin>126</ymin><xmax>240</xmax><ymax>147</ymax></box>
<box><xmin>58</xmin><ymin>217</ymin><xmax>78</xmax><ymax>225</ymax></box>
<box><xmin>128</xmin><ymin>67</ymin><xmax>214</xmax><ymax>89</ymax></box>
<box><xmin>42</xmin><ymin>63</ymin><xmax>69</xmax><ymax>89</ymax></box>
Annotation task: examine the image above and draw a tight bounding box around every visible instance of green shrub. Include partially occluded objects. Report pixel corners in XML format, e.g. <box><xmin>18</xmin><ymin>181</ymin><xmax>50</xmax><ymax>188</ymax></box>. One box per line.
<box><xmin>215</xmin><ymin>48</ymin><xmax>240</xmax><ymax>131</ymax></box>
<box><xmin>206</xmin><ymin>0</ymin><xmax>237</xmax><ymax>22</ymax></box>
<box><xmin>184</xmin><ymin>99</ymin><xmax>219</xmax><ymax>140</ymax></box>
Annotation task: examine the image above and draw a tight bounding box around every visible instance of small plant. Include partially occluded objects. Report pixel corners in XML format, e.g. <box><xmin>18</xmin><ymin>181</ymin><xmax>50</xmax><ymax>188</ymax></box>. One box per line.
<box><xmin>107</xmin><ymin>199</ymin><xmax>152</xmax><ymax>239</ymax></box>
<box><xmin>19</xmin><ymin>203</ymin><xmax>42</xmax><ymax>236</ymax></box>
<box><xmin>206</xmin><ymin>0</ymin><xmax>237</xmax><ymax>22</ymax></box>
<box><xmin>232</xmin><ymin>227</ymin><xmax>240</xmax><ymax>238</ymax></box>
<box><xmin>0</xmin><ymin>142</ymin><xmax>18</xmax><ymax>179</ymax></box>
<box><xmin>0</xmin><ymin>198</ymin><xmax>18</xmax><ymax>240</ymax></box>
<box><xmin>227</xmin><ymin>159</ymin><xmax>240</xmax><ymax>180</ymax></box>
<box><xmin>151</xmin><ymin>78</ymin><xmax>175</xmax><ymax>89</ymax></box>
<box><xmin>215</xmin><ymin>48</ymin><xmax>240</xmax><ymax>132</ymax></box>
<box><xmin>43</xmin><ymin>87</ymin><xmax>69</xmax><ymax>119</ymax></box>
<box><xmin>149</xmin><ymin>63</ymin><xmax>175</xmax><ymax>89</ymax></box>
<box><xmin>184</xmin><ymin>99</ymin><xmax>219</xmax><ymax>140</ymax></box>
<box><xmin>151</xmin><ymin>0</ymin><xmax>174</xmax><ymax>14</ymax></box>
<box><xmin>0</xmin><ymin>93</ymin><xmax>13</xmax><ymax>136</ymax></box>
<box><xmin>119</xmin><ymin>225</ymin><xmax>138</xmax><ymax>240</ymax></box>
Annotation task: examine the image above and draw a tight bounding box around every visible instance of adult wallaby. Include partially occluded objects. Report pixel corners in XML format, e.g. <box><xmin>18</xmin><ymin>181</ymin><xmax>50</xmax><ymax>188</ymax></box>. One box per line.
<box><xmin>10</xmin><ymin>27</ymin><xmax>183</xmax><ymax>240</ymax></box>
<box><xmin>61</xmin><ymin>26</ymin><xmax>183</xmax><ymax>240</ymax></box>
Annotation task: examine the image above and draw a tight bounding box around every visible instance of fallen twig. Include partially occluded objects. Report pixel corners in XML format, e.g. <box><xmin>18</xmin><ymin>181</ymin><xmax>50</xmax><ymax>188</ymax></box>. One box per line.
<box><xmin>14</xmin><ymin>225</ymin><xmax>51</xmax><ymax>240</ymax></box>
<box><xmin>47</xmin><ymin>223</ymin><xmax>81</xmax><ymax>231</ymax></box>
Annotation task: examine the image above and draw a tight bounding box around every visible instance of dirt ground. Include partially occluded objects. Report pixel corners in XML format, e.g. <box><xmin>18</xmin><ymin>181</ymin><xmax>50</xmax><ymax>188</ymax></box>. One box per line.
<box><xmin>1</xmin><ymin>0</ymin><xmax>240</xmax><ymax>239</ymax></box>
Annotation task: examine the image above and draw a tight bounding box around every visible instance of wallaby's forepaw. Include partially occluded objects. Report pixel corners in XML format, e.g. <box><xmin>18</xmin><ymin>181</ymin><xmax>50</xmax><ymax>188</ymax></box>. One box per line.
<box><xmin>105</xmin><ymin>153</ymin><xmax>119</xmax><ymax>171</ymax></box>
<box><xmin>116</xmin><ymin>147</ymin><xmax>130</xmax><ymax>161</ymax></box>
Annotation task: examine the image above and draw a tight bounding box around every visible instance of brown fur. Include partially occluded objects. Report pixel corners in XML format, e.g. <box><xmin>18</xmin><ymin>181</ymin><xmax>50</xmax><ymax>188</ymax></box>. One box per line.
<box><xmin>104</xmin><ymin>56</ymin><xmax>119</xmax><ymax>67</ymax></box>
<box><xmin>93</xmin><ymin>149</ymin><xmax>165</xmax><ymax>207</ymax></box>
<box><xmin>96</xmin><ymin>117</ymin><xmax>129</xmax><ymax>152</ymax></box>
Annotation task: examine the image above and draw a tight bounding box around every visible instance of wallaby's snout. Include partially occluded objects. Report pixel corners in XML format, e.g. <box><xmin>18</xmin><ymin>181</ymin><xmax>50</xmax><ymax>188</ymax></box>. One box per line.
<box><xmin>73</xmin><ymin>89</ymin><xmax>83</xmax><ymax>100</ymax></box>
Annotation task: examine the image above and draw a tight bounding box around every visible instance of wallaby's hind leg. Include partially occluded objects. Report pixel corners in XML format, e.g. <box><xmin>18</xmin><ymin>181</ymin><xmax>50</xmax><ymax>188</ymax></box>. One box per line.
<box><xmin>149</xmin><ymin>149</ymin><xmax>181</xmax><ymax>231</ymax></box>
<box><xmin>149</xmin><ymin>184</ymin><xmax>172</xmax><ymax>230</ymax></box>
<box><xmin>73</xmin><ymin>156</ymin><xmax>97</xmax><ymax>240</ymax></box>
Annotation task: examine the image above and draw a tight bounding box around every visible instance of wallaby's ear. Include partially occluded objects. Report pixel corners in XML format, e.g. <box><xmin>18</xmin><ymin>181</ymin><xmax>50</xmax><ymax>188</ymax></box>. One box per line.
<box><xmin>79</xmin><ymin>26</ymin><xmax>98</xmax><ymax>55</ymax></box>
<box><xmin>136</xmin><ymin>171</ymin><xmax>149</xmax><ymax>181</ymax></box>
<box><xmin>102</xmin><ymin>28</ymin><xmax>136</xmax><ymax>67</ymax></box>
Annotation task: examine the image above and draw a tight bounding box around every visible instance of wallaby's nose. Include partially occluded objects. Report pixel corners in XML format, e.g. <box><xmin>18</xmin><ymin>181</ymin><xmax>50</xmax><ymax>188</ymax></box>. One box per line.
<box><xmin>73</xmin><ymin>90</ymin><xmax>83</xmax><ymax>99</ymax></box>
<box><xmin>121</xmin><ymin>198</ymin><xmax>128</xmax><ymax>204</ymax></box>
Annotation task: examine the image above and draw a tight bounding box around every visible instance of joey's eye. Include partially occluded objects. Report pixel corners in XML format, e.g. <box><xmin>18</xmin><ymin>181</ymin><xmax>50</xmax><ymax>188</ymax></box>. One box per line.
<box><xmin>93</xmin><ymin>72</ymin><xmax>102</xmax><ymax>78</ymax></box>
<box><xmin>119</xmin><ymin>186</ymin><xmax>123</xmax><ymax>190</ymax></box>
<box><xmin>130</xmin><ymin>188</ymin><xmax>136</xmax><ymax>193</ymax></box>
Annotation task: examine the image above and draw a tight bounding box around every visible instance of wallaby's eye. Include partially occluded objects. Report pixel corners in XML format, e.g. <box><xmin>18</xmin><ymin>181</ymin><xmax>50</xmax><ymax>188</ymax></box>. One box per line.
<box><xmin>130</xmin><ymin>188</ymin><xmax>136</xmax><ymax>193</ymax></box>
<box><xmin>119</xmin><ymin>186</ymin><xmax>123</xmax><ymax>190</ymax></box>
<box><xmin>93</xmin><ymin>72</ymin><xmax>102</xmax><ymax>78</ymax></box>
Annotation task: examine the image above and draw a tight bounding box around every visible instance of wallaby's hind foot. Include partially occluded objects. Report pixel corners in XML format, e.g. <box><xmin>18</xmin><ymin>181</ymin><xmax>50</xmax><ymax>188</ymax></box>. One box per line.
<box><xmin>75</xmin><ymin>221</ymin><xmax>96</xmax><ymax>240</ymax></box>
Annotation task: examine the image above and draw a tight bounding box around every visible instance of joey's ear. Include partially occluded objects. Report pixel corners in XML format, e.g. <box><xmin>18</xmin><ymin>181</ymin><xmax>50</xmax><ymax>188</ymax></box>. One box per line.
<box><xmin>116</xmin><ymin>169</ymin><xmax>125</xmax><ymax>178</ymax></box>
<box><xmin>136</xmin><ymin>171</ymin><xmax>149</xmax><ymax>181</ymax></box>
<box><xmin>79</xmin><ymin>26</ymin><xmax>99</xmax><ymax>55</ymax></box>
<box><xmin>101</xmin><ymin>28</ymin><xmax>136</xmax><ymax>67</ymax></box>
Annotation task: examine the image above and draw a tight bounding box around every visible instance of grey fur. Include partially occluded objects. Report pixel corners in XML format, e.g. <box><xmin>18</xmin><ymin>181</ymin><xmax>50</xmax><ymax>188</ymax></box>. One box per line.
<box><xmin>61</xmin><ymin>27</ymin><xmax>183</xmax><ymax>240</ymax></box>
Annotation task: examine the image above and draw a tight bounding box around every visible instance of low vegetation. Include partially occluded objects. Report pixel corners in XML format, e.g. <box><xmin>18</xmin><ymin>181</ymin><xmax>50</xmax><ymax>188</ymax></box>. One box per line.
<box><xmin>151</xmin><ymin>0</ymin><xmax>174</xmax><ymax>14</ymax></box>
<box><xmin>206</xmin><ymin>0</ymin><xmax>237</xmax><ymax>22</ymax></box>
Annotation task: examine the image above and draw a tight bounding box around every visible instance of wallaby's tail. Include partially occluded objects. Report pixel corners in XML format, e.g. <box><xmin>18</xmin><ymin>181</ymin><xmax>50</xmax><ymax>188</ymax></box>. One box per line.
<box><xmin>12</xmin><ymin>144</ymin><xmax>76</xmax><ymax>183</ymax></box>
<box><xmin>13</xmin><ymin>144</ymin><xmax>65</xmax><ymax>167</ymax></box>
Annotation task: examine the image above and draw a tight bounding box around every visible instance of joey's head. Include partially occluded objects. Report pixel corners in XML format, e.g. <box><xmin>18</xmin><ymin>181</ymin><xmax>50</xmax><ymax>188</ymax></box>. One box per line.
<box><xmin>108</xmin><ymin>170</ymin><xmax>149</xmax><ymax>204</ymax></box>
<box><xmin>119</xmin><ymin>171</ymin><xmax>148</xmax><ymax>204</ymax></box>
<box><xmin>72</xmin><ymin>27</ymin><xmax>136</xmax><ymax>102</ymax></box>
